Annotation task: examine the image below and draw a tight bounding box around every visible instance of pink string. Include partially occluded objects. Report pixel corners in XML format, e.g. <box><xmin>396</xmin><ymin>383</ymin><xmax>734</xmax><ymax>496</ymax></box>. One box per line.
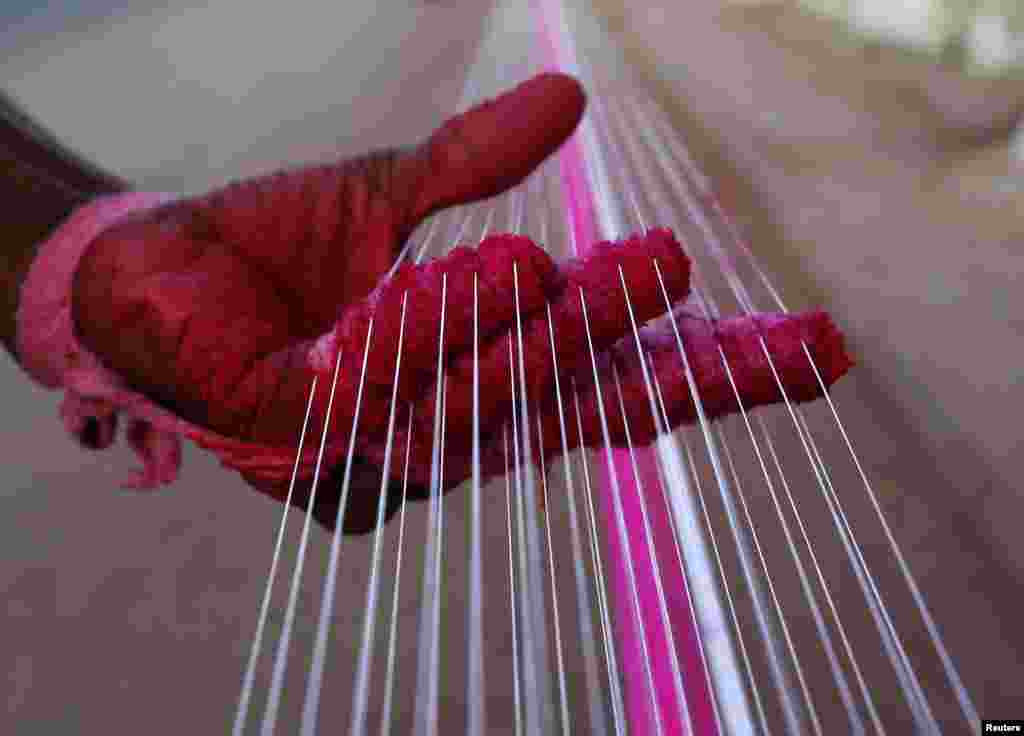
<box><xmin>531</xmin><ymin>1</ymin><xmax>718</xmax><ymax>733</ymax></box>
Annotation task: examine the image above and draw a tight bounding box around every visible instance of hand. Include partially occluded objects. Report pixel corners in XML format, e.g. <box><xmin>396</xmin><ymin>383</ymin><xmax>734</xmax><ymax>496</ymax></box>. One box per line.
<box><xmin>70</xmin><ymin>72</ymin><xmax>587</xmax><ymax>533</ymax></box>
<box><xmin>68</xmin><ymin>68</ymin><xmax>852</xmax><ymax>536</ymax></box>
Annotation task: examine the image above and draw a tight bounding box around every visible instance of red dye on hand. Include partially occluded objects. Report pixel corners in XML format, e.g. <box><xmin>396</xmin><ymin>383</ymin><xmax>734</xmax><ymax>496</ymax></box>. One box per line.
<box><xmin>199</xmin><ymin>228</ymin><xmax>852</xmax><ymax>524</ymax></box>
<box><xmin>304</xmin><ymin>227</ymin><xmax>691</xmax><ymax>453</ymax></box>
<box><xmin>361</xmin><ymin>305</ymin><xmax>853</xmax><ymax>489</ymax></box>
<box><xmin>310</xmin><ymin>234</ymin><xmax>559</xmax><ymax>397</ymax></box>
<box><xmin>306</xmin><ymin>234</ymin><xmax>561</xmax><ymax>441</ymax></box>
<box><xmin>412</xmin><ymin>228</ymin><xmax>692</xmax><ymax>457</ymax></box>
<box><xmin>537</xmin><ymin>307</ymin><xmax>854</xmax><ymax>456</ymax></box>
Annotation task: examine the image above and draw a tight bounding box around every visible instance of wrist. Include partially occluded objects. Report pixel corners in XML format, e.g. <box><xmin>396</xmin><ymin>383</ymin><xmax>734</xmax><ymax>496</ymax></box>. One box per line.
<box><xmin>0</xmin><ymin>98</ymin><xmax>127</xmax><ymax>363</ymax></box>
<box><xmin>15</xmin><ymin>191</ymin><xmax>175</xmax><ymax>389</ymax></box>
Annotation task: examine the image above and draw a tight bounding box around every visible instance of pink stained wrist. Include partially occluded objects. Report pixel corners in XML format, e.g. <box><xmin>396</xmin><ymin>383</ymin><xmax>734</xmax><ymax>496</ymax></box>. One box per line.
<box><xmin>16</xmin><ymin>191</ymin><xmax>174</xmax><ymax>388</ymax></box>
<box><xmin>13</xmin><ymin>191</ymin><xmax>212</xmax><ymax>489</ymax></box>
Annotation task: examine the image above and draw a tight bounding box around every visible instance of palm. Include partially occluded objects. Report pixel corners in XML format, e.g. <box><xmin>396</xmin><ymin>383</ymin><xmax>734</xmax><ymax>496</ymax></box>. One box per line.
<box><xmin>72</xmin><ymin>163</ymin><xmax>414</xmax><ymax>446</ymax></box>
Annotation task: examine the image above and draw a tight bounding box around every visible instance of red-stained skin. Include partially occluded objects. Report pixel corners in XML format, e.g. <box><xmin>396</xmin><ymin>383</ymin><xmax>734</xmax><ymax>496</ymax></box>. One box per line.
<box><xmin>190</xmin><ymin>230</ymin><xmax>852</xmax><ymax>530</ymax></box>
<box><xmin>317</xmin><ymin>227</ymin><xmax>694</xmax><ymax>483</ymax></box>
<box><xmin>69</xmin><ymin>71</ymin><xmax>852</xmax><ymax>534</ymax></box>
<box><xmin>348</xmin><ymin>245</ymin><xmax>852</xmax><ymax>492</ymax></box>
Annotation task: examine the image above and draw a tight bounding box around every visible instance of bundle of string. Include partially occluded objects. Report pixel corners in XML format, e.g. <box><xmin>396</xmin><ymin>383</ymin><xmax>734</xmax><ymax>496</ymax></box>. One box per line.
<box><xmin>225</xmin><ymin>1</ymin><xmax>979</xmax><ymax>734</ymax></box>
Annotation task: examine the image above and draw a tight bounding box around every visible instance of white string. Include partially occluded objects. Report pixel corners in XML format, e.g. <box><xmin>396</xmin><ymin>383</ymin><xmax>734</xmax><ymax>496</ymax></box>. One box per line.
<box><xmin>575</xmin><ymin>69</ymin><xmax>761</xmax><ymax>736</ymax></box>
<box><xmin>713</xmin><ymin>423</ymin><xmax>824</xmax><ymax>736</ymax></box>
<box><xmin>467</xmin><ymin>273</ymin><xmax>486</xmax><ymax>736</ymax></box>
<box><xmin>754</xmin><ymin>414</ymin><xmax>887</xmax><ymax>736</ymax></box>
<box><xmin>536</xmin><ymin>137</ymin><xmax>604</xmax><ymax>734</ymax></box>
<box><xmin>792</xmin><ymin>403</ymin><xmax>940</xmax><ymax>731</ymax></box>
<box><xmin>616</xmin><ymin>84</ymin><xmax>951</xmax><ymax>731</ymax></box>
<box><xmin>607</xmin><ymin>363</ymin><xmax>695</xmax><ymax>735</ymax></box>
<box><xmin>757</xmin><ymin>339</ymin><xmax>940</xmax><ymax>732</ymax></box>
<box><xmin>480</xmin><ymin>204</ymin><xmax>498</xmax><ymax>239</ymax></box>
<box><xmin>584</xmin><ymin>94</ymin><xmax>648</xmax><ymax>235</ymax></box>
<box><xmin>651</xmin><ymin>262</ymin><xmax>806</xmax><ymax>736</ymax></box>
<box><xmin>534</xmin><ymin>412</ymin><xmax>571</xmax><ymax>736</ymax></box>
<box><xmin>670</xmin><ymin>418</ymin><xmax>775</xmax><ymax>736</ymax></box>
<box><xmin>636</xmin><ymin>92</ymin><xmax>975</xmax><ymax>728</ymax></box>
<box><xmin>578</xmin><ymin>288</ymin><xmax>665</xmax><ymax>736</ymax></box>
<box><xmin>628</xmin><ymin>101</ymin><xmax>767</xmax><ymax>313</ymax></box>
<box><xmin>299</xmin><ymin>316</ymin><xmax>378</xmax><ymax>735</ymax></box>
<box><xmin>541</xmin><ymin>137</ymin><xmax>627</xmax><ymax>735</ymax></box>
<box><xmin>418</xmin><ymin>210</ymin><xmax>475</xmax><ymax>264</ymax></box>
<box><xmin>804</xmin><ymin>347</ymin><xmax>980</xmax><ymax>730</ymax></box>
<box><xmin>607</xmin><ymin>93</ymin><xmax>867</xmax><ymax>734</ymax></box>
<box><xmin>572</xmin><ymin>378</ymin><xmax>629</xmax><ymax>736</ymax></box>
<box><xmin>232</xmin><ymin>377</ymin><xmax>320</xmax><ymax>736</ymax></box>
<box><xmin>538</xmin><ymin>10</ymin><xmax>737</xmax><ymax>733</ymax></box>
<box><xmin>511</xmin><ymin>166</ymin><xmax>556</xmax><ymax>736</ymax></box>
<box><xmin>545</xmin><ymin>304</ymin><xmax>618</xmax><ymax>736</ymax></box>
<box><xmin>646</xmin><ymin>366</ymin><xmax>730</xmax><ymax>736</ymax></box>
<box><xmin>503</xmin><ymin>424</ymin><xmax>525</xmax><ymax>736</ymax></box>
<box><xmin>258</xmin><ymin>345</ymin><xmax>349</xmax><ymax>736</ymax></box>
<box><xmin>619</xmin><ymin>89</ymin><xmax>913</xmax><ymax>730</ymax></box>
<box><xmin>509</xmin><ymin>270</ymin><xmax>552</xmax><ymax>736</ymax></box>
<box><xmin>507</xmin><ymin>334</ymin><xmax>538</xmax><ymax>736</ymax></box>
<box><xmin>412</xmin><ymin>274</ymin><xmax>449</xmax><ymax>736</ymax></box>
<box><xmin>378</xmin><ymin>407</ymin><xmax>415</xmax><ymax>736</ymax></box>
<box><xmin>613</xmin><ymin>267</ymin><xmax>696</xmax><ymax>733</ymax></box>
<box><xmin>235</xmin><ymin>22</ymin><xmax>974</xmax><ymax>734</ymax></box>
<box><xmin>573</xmin><ymin>39</ymin><xmax>815</xmax><ymax>736</ymax></box>
<box><xmin>585</xmin><ymin>60</ymin><xmax>803</xmax><ymax>733</ymax></box>
<box><xmin>349</xmin><ymin>294</ymin><xmax>410</xmax><ymax>736</ymax></box>
<box><xmin>671</xmin><ymin>233</ymin><xmax>939</xmax><ymax>729</ymax></box>
<box><xmin>513</xmin><ymin>186</ymin><xmax>527</xmax><ymax>234</ymax></box>
<box><xmin>714</xmin><ymin>351</ymin><xmax>867</xmax><ymax>736</ymax></box>
<box><xmin>391</xmin><ymin>215</ymin><xmax>441</xmax><ymax>279</ymax></box>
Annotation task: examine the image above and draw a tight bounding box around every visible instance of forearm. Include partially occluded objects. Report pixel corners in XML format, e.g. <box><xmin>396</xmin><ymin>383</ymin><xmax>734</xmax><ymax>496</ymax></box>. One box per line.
<box><xmin>0</xmin><ymin>91</ymin><xmax>127</xmax><ymax>364</ymax></box>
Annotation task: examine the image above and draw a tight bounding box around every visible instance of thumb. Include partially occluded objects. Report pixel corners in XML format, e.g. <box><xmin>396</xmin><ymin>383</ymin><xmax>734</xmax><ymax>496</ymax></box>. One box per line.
<box><xmin>409</xmin><ymin>72</ymin><xmax>586</xmax><ymax>224</ymax></box>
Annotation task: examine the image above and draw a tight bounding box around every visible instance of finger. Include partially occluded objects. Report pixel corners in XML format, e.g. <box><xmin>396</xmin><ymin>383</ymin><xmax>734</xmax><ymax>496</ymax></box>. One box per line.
<box><xmin>122</xmin><ymin>420</ymin><xmax>182</xmax><ymax>489</ymax></box>
<box><xmin>522</xmin><ymin>228</ymin><xmax>692</xmax><ymax>406</ymax></box>
<box><xmin>59</xmin><ymin>394</ymin><xmax>119</xmax><ymax>450</ymax></box>
<box><xmin>409</xmin><ymin>72</ymin><xmax>587</xmax><ymax>222</ymax></box>
<box><xmin>309</xmin><ymin>233</ymin><xmax>559</xmax><ymax>406</ymax></box>
<box><xmin>546</xmin><ymin>308</ymin><xmax>854</xmax><ymax>451</ymax></box>
<box><xmin>416</xmin><ymin>227</ymin><xmax>692</xmax><ymax>456</ymax></box>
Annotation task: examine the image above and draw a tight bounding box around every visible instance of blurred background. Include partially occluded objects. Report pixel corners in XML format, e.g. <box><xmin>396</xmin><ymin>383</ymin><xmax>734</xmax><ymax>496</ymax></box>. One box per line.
<box><xmin>2</xmin><ymin>0</ymin><xmax>1022</xmax><ymax>732</ymax></box>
